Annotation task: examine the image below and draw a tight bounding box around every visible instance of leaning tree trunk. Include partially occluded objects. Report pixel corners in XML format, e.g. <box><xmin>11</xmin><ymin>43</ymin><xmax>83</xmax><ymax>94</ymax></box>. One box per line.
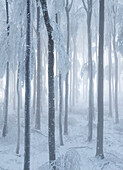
<box><xmin>24</xmin><ymin>0</ymin><xmax>31</xmax><ymax>169</ymax></box>
<box><xmin>40</xmin><ymin>0</ymin><xmax>56</xmax><ymax>168</ymax></box>
<box><xmin>96</xmin><ymin>0</ymin><xmax>105</xmax><ymax>159</ymax></box>
<box><xmin>2</xmin><ymin>0</ymin><xmax>10</xmax><ymax>137</ymax></box>
<box><xmin>35</xmin><ymin>0</ymin><xmax>41</xmax><ymax>130</ymax></box>
<box><xmin>16</xmin><ymin>62</ymin><xmax>20</xmax><ymax>154</ymax></box>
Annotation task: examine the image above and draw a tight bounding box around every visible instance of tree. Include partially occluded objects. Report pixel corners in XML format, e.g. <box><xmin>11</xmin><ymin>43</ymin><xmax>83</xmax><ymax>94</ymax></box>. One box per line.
<box><xmin>112</xmin><ymin>0</ymin><xmax>119</xmax><ymax>124</ymax></box>
<box><xmin>96</xmin><ymin>0</ymin><xmax>105</xmax><ymax>159</ymax></box>
<box><xmin>2</xmin><ymin>0</ymin><xmax>10</xmax><ymax>137</ymax></box>
<box><xmin>55</xmin><ymin>13</ymin><xmax>64</xmax><ymax>146</ymax></box>
<box><xmin>24</xmin><ymin>0</ymin><xmax>31</xmax><ymax>169</ymax></box>
<box><xmin>35</xmin><ymin>0</ymin><xmax>41</xmax><ymax>130</ymax></box>
<box><xmin>64</xmin><ymin>0</ymin><xmax>73</xmax><ymax>135</ymax></box>
<box><xmin>16</xmin><ymin>62</ymin><xmax>21</xmax><ymax>154</ymax></box>
<box><xmin>107</xmin><ymin>0</ymin><xmax>112</xmax><ymax>117</ymax></box>
<box><xmin>40</xmin><ymin>0</ymin><xmax>56</xmax><ymax>168</ymax></box>
<box><xmin>81</xmin><ymin>0</ymin><xmax>94</xmax><ymax>141</ymax></box>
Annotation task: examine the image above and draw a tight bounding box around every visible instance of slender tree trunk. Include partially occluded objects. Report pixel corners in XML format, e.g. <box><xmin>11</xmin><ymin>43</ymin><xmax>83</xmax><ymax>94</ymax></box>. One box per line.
<box><xmin>33</xmin><ymin>66</ymin><xmax>36</xmax><ymax>115</ymax></box>
<box><xmin>108</xmin><ymin>31</ymin><xmax>112</xmax><ymax>117</ymax></box>
<box><xmin>55</xmin><ymin>14</ymin><xmax>59</xmax><ymax>111</ymax></box>
<box><xmin>59</xmin><ymin>73</ymin><xmax>64</xmax><ymax>145</ymax></box>
<box><xmin>13</xmin><ymin>65</ymin><xmax>16</xmax><ymax>110</ymax></box>
<box><xmin>3</xmin><ymin>62</ymin><xmax>9</xmax><ymax>137</ymax></box>
<box><xmin>24</xmin><ymin>0</ymin><xmax>31</xmax><ymax>169</ymax></box>
<box><xmin>87</xmin><ymin>8</ymin><xmax>93</xmax><ymax>142</ymax></box>
<box><xmin>64</xmin><ymin>72</ymin><xmax>69</xmax><ymax>135</ymax></box>
<box><xmin>112</xmin><ymin>3</ymin><xmax>119</xmax><ymax>123</ymax></box>
<box><xmin>56</xmin><ymin>13</ymin><xmax>64</xmax><ymax>146</ymax></box>
<box><xmin>72</xmin><ymin>38</ymin><xmax>76</xmax><ymax>105</ymax></box>
<box><xmin>35</xmin><ymin>0</ymin><xmax>41</xmax><ymax>130</ymax></box>
<box><xmin>40</xmin><ymin>0</ymin><xmax>56</xmax><ymax>167</ymax></box>
<box><xmin>20</xmin><ymin>78</ymin><xmax>23</xmax><ymax>110</ymax></box>
<box><xmin>2</xmin><ymin>0</ymin><xmax>10</xmax><ymax>137</ymax></box>
<box><xmin>96</xmin><ymin>0</ymin><xmax>105</xmax><ymax>159</ymax></box>
<box><xmin>16</xmin><ymin>62</ymin><xmax>20</xmax><ymax>154</ymax></box>
<box><xmin>64</xmin><ymin>6</ymin><xmax>69</xmax><ymax>135</ymax></box>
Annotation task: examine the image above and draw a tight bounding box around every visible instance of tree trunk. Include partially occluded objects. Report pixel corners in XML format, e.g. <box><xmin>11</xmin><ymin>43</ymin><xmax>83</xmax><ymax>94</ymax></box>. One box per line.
<box><xmin>87</xmin><ymin>7</ymin><xmax>93</xmax><ymax>142</ymax></box>
<box><xmin>33</xmin><ymin>66</ymin><xmax>36</xmax><ymax>115</ymax></box>
<box><xmin>3</xmin><ymin>62</ymin><xmax>9</xmax><ymax>137</ymax></box>
<box><xmin>59</xmin><ymin>73</ymin><xmax>64</xmax><ymax>145</ymax></box>
<box><xmin>108</xmin><ymin>31</ymin><xmax>112</xmax><ymax>117</ymax></box>
<box><xmin>64</xmin><ymin>6</ymin><xmax>69</xmax><ymax>135</ymax></box>
<box><xmin>72</xmin><ymin>38</ymin><xmax>76</xmax><ymax>106</ymax></box>
<box><xmin>64</xmin><ymin>72</ymin><xmax>69</xmax><ymax>135</ymax></box>
<box><xmin>35</xmin><ymin>0</ymin><xmax>41</xmax><ymax>130</ymax></box>
<box><xmin>2</xmin><ymin>0</ymin><xmax>9</xmax><ymax>137</ymax></box>
<box><xmin>96</xmin><ymin>0</ymin><xmax>105</xmax><ymax>159</ymax></box>
<box><xmin>13</xmin><ymin>67</ymin><xmax>16</xmax><ymax>110</ymax></box>
<box><xmin>24</xmin><ymin>0</ymin><xmax>31</xmax><ymax>169</ymax></box>
<box><xmin>40</xmin><ymin>0</ymin><xmax>56</xmax><ymax>167</ymax></box>
<box><xmin>112</xmin><ymin>3</ymin><xmax>119</xmax><ymax>123</ymax></box>
<box><xmin>16</xmin><ymin>62</ymin><xmax>20</xmax><ymax>154</ymax></box>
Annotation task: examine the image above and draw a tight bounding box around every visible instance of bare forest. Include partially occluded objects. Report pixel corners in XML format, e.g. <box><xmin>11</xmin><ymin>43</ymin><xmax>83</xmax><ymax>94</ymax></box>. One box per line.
<box><xmin>0</xmin><ymin>0</ymin><xmax>123</xmax><ymax>170</ymax></box>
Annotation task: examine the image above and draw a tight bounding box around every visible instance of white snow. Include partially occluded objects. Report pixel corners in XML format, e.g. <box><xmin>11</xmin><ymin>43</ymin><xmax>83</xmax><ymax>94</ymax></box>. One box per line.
<box><xmin>0</xmin><ymin>97</ymin><xmax>123</xmax><ymax>170</ymax></box>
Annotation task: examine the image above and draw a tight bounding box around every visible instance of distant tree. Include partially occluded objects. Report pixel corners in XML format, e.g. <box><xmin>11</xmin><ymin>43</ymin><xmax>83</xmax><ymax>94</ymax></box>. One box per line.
<box><xmin>16</xmin><ymin>62</ymin><xmax>21</xmax><ymax>154</ymax></box>
<box><xmin>96</xmin><ymin>0</ymin><xmax>105</xmax><ymax>159</ymax></box>
<box><xmin>55</xmin><ymin>13</ymin><xmax>64</xmax><ymax>146</ymax></box>
<box><xmin>24</xmin><ymin>0</ymin><xmax>31</xmax><ymax>169</ymax></box>
<box><xmin>112</xmin><ymin>0</ymin><xmax>119</xmax><ymax>123</ymax></box>
<box><xmin>107</xmin><ymin>0</ymin><xmax>112</xmax><ymax>117</ymax></box>
<box><xmin>64</xmin><ymin>0</ymin><xmax>73</xmax><ymax>135</ymax></box>
<box><xmin>40</xmin><ymin>0</ymin><xmax>56</xmax><ymax>168</ymax></box>
<box><xmin>81</xmin><ymin>0</ymin><xmax>94</xmax><ymax>141</ymax></box>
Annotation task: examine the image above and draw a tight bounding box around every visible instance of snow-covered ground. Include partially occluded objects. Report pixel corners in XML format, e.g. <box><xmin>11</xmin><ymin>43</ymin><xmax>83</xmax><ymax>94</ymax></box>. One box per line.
<box><xmin>0</xmin><ymin>99</ymin><xmax>123</xmax><ymax>170</ymax></box>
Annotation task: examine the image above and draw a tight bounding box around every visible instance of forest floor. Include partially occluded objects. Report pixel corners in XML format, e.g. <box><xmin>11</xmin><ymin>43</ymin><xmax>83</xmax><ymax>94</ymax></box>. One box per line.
<box><xmin>0</xmin><ymin>97</ymin><xmax>123</xmax><ymax>170</ymax></box>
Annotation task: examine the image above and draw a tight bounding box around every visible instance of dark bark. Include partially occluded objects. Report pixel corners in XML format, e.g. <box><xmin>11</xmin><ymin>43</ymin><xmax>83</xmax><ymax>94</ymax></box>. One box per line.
<box><xmin>40</xmin><ymin>0</ymin><xmax>56</xmax><ymax>167</ymax></box>
<box><xmin>96</xmin><ymin>0</ymin><xmax>105</xmax><ymax>159</ymax></box>
<box><xmin>35</xmin><ymin>0</ymin><xmax>41</xmax><ymax>130</ymax></box>
<box><xmin>24</xmin><ymin>0</ymin><xmax>31</xmax><ymax>169</ymax></box>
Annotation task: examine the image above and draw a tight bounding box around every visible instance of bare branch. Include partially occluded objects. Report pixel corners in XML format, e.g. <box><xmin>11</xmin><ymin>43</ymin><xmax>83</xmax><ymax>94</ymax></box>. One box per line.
<box><xmin>81</xmin><ymin>0</ymin><xmax>87</xmax><ymax>12</ymax></box>
<box><xmin>68</xmin><ymin>0</ymin><xmax>73</xmax><ymax>12</ymax></box>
